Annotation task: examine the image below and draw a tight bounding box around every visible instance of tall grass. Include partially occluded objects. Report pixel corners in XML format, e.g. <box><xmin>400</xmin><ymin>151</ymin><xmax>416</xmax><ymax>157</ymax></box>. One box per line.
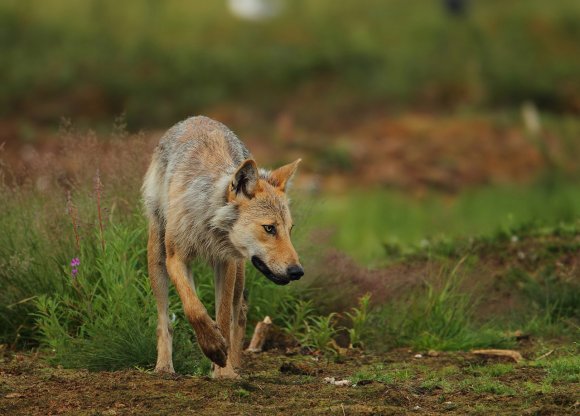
<box><xmin>371</xmin><ymin>261</ymin><xmax>513</xmax><ymax>351</ymax></box>
<box><xmin>0</xmin><ymin>191</ymin><xmax>73</xmax><ymax>347</ymax></box>
<box><xmin>506</xmin><ymin>265</ymin><xmax>580</xmax><ymax>337</ymax></box>
<box><xmin>32</xmin><ymin>216</ymin><xmax>213</xmax><ymax>374</ymax></box>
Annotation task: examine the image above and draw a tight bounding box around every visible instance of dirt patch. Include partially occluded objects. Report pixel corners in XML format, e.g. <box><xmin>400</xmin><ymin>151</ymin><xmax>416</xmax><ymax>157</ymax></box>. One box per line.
<box><xmin>1</xmin><ymin>347</ymin><xmax>577</xmax><ymax>415</ymax></box>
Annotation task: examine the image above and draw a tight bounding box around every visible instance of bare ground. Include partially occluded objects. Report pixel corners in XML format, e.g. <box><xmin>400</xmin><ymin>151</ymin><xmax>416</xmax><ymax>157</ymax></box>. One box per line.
<box><xmin>1</xmin><ymin>345</ymin><xmax>578</xmax><ymax>415</ymax></box>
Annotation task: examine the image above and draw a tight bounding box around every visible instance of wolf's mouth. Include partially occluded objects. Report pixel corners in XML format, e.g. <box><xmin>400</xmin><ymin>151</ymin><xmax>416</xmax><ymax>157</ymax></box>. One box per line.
<box><xmin>251</xmin><ymin>256</ymin><xmax>290</xmax><ymax>286</ymax></box>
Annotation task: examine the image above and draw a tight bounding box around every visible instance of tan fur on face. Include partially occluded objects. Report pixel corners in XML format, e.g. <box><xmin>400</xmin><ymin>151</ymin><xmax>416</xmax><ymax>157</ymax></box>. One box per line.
<box><xmin>229</xmin><ymin>179</ymin><xmax>300</xmax><ymax>275</ymax></box>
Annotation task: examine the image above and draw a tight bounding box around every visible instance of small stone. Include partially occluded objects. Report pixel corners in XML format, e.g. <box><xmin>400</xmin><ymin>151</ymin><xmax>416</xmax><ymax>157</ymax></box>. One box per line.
<box><xmin>323</xmin><ymin>376</ymin><xmax>352</xmax><ymax>387</ymax></box>
<box><xmin>412</xmin><ymin>405</ymin><xmax>421</xmax><ymax>411</ymax></box>
<box><xmin>414</xmin><ymin>354</ymin><xmax>422</xmax><ymax>358</ymax></box>
<box><xmin>427</xmin><ymin>350</ymin><xmax>440</xmax><ymax>357</ymax></box>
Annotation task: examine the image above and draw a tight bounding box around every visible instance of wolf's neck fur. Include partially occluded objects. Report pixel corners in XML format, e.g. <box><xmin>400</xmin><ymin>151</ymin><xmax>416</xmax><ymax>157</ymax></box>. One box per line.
<box><xmin>210</xmin><ymin>174</ymin><xmax>239</xmax><ymax>233</ymax></box>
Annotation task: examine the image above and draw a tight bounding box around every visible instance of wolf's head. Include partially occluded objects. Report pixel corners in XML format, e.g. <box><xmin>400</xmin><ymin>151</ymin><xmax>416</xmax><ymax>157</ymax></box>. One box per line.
<box><xmin>212</xmin><ymin>158</ymin><xmax>303</xmax><ymax>285</ymax></box>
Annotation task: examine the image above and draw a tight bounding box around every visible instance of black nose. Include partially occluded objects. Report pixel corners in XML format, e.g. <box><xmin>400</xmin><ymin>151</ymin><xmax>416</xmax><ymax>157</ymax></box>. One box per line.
<box><xmin>287</xmin><ymin>265</ymin><xmax>304</xmax><ymax>280</ymax></box>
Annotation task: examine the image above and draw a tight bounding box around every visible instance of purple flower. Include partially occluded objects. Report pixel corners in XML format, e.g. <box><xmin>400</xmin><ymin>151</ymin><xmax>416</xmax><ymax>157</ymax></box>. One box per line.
<box><xmin>70</xmin><ymin>257</ymin><xmax>80</xmax><ymax>279</ymax></box>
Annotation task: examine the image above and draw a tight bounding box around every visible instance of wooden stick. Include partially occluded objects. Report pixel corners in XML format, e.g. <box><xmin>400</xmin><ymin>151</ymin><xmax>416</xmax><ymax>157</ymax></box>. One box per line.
<box><xmin>246</xmin><ymin>316</ymin><xmax>272</xmax><ymax>353</ymax></box>
<box><xmin>471</xmin><ymin>349</ymin><xmax>523</xmax><ymax>363</ymax></box>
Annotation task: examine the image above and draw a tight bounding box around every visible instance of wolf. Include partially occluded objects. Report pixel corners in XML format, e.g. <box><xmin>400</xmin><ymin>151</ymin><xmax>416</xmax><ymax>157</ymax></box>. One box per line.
<box><xmin>142</xmin><ymin>116</ymin><xmax>303</xmax><ymax>378</ymax></box>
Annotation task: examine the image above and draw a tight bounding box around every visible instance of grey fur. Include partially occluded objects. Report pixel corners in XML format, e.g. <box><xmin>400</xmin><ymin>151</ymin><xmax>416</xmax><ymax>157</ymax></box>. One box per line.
<box><xmin>142</xmin><ymin>116</ymin><xmax>252</xmax><ymax>264</ymax></box>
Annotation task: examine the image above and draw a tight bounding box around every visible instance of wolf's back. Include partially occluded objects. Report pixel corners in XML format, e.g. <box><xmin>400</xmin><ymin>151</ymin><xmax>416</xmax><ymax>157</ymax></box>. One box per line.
<box><xmin>142</xmin><ymin>116</ymin><xmax>250</xmax><ymax>225</ymax></box>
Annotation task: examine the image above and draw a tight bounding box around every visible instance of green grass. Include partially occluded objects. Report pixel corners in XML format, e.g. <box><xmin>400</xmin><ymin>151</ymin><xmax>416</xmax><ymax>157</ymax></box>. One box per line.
<box><xmin>419</xmin><ymin>377</ymin><xmax>453</xmax><ymax>393</ymax></box>
<box><xmin>350</xmin><ymin>363</ymin><xmax>413</xmax><ymax>385</ymax></box>
<box><xmin>523</xmin><ymin>381</ymin><xmax>554</xmax><ymax>395</ymax></box>
<box><xmin>310</xmin><ymin>180</ymin><xmax>580</xmax><ymax>263</ymax></box>
<box><xmin>370</xmin><ymin>261</ymin><xmax>514</xmax><ymax>351</ymax></box>
<box><xmin>545</xmin><ymin>355</ymin><xmax>580</xmax><ymax>383</ymax></box>
<box><xmin>32</xmin><ymin>219</ymin><xmax>210</xmax><ymax>374</ymax></box>
<box><xmin>468</xmin><ymin>363</ymin><xmax>515</xmax><ymax>377</ymax></box>
<box><xmin>1</xmin><ymin>0</ymin><xmax>580</xmax><ymax>125</ymax></box>
<box><xmin>508</xmin><ymin>267</ymin><xmax>580</xmax><ymax>320</ymax></box>
<box><xmin>459</xmin><ymin>376</ymin><xmax>516</xmax><ymax>395</ymax></box>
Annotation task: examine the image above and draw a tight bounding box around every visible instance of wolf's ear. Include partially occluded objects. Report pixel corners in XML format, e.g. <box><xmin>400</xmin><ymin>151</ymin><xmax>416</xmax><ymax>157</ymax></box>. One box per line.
<box><xmin>230</xmin><ymin>159</ymin><xmax>259</xmax><ymax>200</ymax></box>
<box><xmin>270</xmin><ymin>158</ymin><xmax>301</xmax><ymax>192</ymax></box>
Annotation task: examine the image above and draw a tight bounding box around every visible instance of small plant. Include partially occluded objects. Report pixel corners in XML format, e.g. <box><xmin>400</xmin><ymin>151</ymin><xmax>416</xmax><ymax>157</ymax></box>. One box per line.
<box><xmin>300</xmin><ymin>313</ymin><xmax>339</xmax><ymax>355</ymax></box>
<box><xmin>507</xmin><ymin>266</ymin><xmax>580</xmax><ymax>337</ymax></box>
<box><xmin>235</xmin><ymin>388</ymin><xmax>250</xmax><ymax>398</ymax></box>
<box><xmin>281</xmin><ymin>300</ymin><xmax>342</xmax><ymax>356</ymax></box>
<box><xmin>281</xmin><ymin>299</ymin><xmax>315</xmax><ymax>338</ymax></box>
<box><xmin>34</xmin><ymin>218</ymin><xmax>213</xmax><ymax>374</ymax></box>
<box><xmin>523</xmin><ymin>381</ymin><xmax>554</xmax><ymax>395</ymax></box>
<box><xmin>344</xmin><ymin>293</ymin><xmax>372</xmax><ymax>349</ymax></box>
<box><xmin>94</xmin><ymin>169</ymin><xmax>106</xmax><ymax>252</ymax></box>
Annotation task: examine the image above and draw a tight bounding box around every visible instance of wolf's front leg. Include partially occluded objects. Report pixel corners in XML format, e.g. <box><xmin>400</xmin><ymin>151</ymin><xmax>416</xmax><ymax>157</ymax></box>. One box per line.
<box><xmin>165</xmin><ymin>250</ymin><xmax>228</xmax><ymax>368</ymax></box>
<box><xmin>229</xmin><ymin>261</ymin><xmax>247</xmax><ymax>369</ymax></box>
<box><xmin>212</xmin><ymin>260</ymin><xmax>240</xmax><ymax>379</ymax></box>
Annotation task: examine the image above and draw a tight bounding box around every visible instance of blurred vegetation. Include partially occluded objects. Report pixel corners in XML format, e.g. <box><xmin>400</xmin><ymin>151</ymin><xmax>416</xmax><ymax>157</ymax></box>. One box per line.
<box><xmin>1</xmin><ymin>0</ymin><xmax>579</xmax><ymax>126</ymax></box>
<box><xmin>311</xmin><ymin>181</ymin><xmax>580</xmax><ymax>262</ymax></box>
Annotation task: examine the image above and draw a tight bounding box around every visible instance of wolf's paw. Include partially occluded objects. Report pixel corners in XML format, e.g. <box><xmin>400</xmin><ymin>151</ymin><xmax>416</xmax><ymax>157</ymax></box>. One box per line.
<box><xmin>212</xmin><ymin>364</ymin><xmax>240</xmax><ymax>379</ymax></box>
<box><xmin>196</xmin><ymin>319</ymin><xmax>228</xmax><ymax>368</ymax></box>
<box><xmin>154</xmin><ymin>363</ymin><xmax>175</xmax><ymax>374</ymax></box>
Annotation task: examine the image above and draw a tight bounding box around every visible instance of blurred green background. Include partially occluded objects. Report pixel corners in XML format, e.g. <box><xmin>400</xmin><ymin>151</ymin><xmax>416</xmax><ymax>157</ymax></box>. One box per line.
<box><xmin>1</xmin><ymin>0</ymin><xmax>579</xmax><ymax>127</ymax></box>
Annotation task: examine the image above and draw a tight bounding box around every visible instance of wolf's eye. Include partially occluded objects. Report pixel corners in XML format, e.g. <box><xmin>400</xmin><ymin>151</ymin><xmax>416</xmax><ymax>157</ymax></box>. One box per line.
<box><xmin>263</xmin><ymin>224</ymin><xmax>276</xmax><ymax>235</ymax></box>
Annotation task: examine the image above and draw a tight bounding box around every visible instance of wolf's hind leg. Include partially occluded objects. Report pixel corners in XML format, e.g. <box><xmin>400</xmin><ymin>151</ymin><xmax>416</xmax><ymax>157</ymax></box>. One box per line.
<box><xmin>147</xmin><ymin>220</ymin><xmax>174</xmax><ymax>373</ymax></box>
<box><xmin>212</xmin><ymin>260</ymin><xmax>239</xmax><ymax>378</ymax></box>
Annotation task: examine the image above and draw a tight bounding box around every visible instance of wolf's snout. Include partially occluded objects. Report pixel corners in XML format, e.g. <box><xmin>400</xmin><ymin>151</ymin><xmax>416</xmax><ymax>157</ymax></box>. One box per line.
<box><xmin>287</xmin><ymin>265</ymin><xmax>304</xmax><ymax>280</ymax></box>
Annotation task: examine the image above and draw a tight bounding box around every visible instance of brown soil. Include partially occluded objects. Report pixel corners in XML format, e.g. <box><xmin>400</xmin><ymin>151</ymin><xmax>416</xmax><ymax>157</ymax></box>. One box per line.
<box><xmin>1</xmin><ymin>347</ymin><xmax>577</xmax><ymax>415</ymax></box>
